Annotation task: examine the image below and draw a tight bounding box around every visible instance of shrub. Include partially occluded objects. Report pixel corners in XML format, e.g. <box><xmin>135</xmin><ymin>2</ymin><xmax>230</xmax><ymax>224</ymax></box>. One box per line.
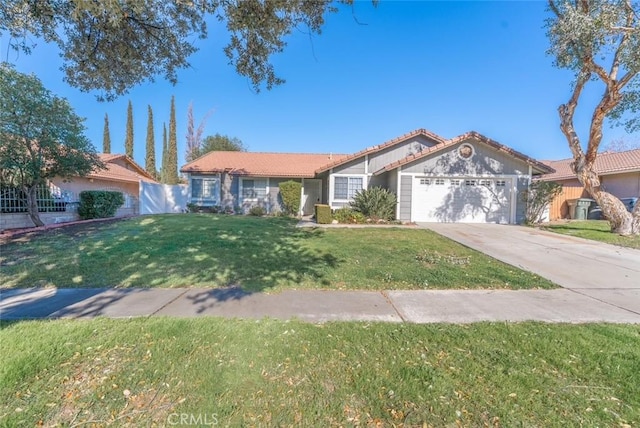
<box><xmin>78</xmin><ymin>190</ymin><xmax>125</xmax><ymax>219</ymax></box>
<box><xmin>315</xmin><ymin>204</ymin><xmax>332</xmax><ymax>224</ymax></box>
<box><xmin>278</xmin><ymin>180</ymin><xmax>302</xmax><ymax>215</ymax></box>
<box><xmin>248</xmin><ymin>205</ymin><xmax>266</xmax><ymax>216</ymax></box>
<box><xmin>521</xmin><ymin>181</ymin><xmax>562</xmax><ymax>225</ymax></box>
<box><xmin>333</xmin><ymin>208</ymin><xmax>366</xmax><ymax>224</ymax></box>
<box><xmin>350</xmin><ymin>187</ymin><xmax>397</xmax><ymax>221</ymax></box>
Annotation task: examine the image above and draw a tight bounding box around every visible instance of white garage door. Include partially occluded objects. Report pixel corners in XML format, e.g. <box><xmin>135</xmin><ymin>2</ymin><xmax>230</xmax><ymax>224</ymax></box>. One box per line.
<box><xmin>411</xmin><ymin>177</ymin><xmax>512</xmax><ymax>223</ymax></box>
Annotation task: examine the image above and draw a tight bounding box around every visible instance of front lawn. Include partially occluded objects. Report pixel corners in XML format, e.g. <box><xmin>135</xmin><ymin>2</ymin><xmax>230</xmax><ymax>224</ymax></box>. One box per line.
<box><xmin>1</xmin><ymin>319</ymin><xmax>638</xmax><ymax>427</ymax></box>
<box><xmin>0</xmin><ymin>214</ymin><xmax>555</xmax><ymax>291</ymax></box>
<box><xmin>543</xmin><ymin>220</ymin><xmax>640</xmax><ymax>249</ymax></box>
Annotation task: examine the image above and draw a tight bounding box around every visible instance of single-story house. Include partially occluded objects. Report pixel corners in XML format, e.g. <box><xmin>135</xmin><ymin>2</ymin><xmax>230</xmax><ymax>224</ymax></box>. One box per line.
<box><xmin>540</xmin><ymin>149</ymin><xmax>640</xmax><ymax>220</ymax></box>
<box><xmin>1</xmin><ymin>154</ymin><xmax>157</xmax><ymax>230</ymax></box>
<box><xmin>50</xmin><ymin>153</ymin><xmax>158</xmax><ymax>217</ymax></box>
<box><xmin>180</xmin><ymin>128</ymin><xmax>554</xmax><ymax>224</ymax></box>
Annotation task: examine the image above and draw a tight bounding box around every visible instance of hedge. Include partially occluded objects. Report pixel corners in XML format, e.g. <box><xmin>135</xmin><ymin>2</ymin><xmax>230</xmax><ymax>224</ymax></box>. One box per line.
<box><xmin>78</xmin><ymin>190</ymin><xmax>125</xmax><ymax>220</ymax></box>
<box><xmin>278</xmin><ymin>180</ymin><xmax>302</xmax><ymax>215</ymax></box>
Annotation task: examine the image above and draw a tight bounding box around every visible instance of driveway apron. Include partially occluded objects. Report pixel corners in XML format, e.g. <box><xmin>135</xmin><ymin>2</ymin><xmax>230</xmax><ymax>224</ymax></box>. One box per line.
<box><xmin>420</xmin><ymin>223</ymin><xmax>640</xmax><ymax>315</ymax></box>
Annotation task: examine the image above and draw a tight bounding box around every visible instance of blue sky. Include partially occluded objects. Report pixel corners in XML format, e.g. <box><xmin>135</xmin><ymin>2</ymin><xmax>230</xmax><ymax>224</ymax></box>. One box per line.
<box><xmin>2</xmin><ymin>1</ymin><xmax>637</xmax><ymax>170</ymax></box>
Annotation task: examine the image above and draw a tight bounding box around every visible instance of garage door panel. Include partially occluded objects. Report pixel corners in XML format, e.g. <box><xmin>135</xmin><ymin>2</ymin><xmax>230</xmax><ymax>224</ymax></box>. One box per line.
<box><xmin>412</xmin><ymin>177</ymin><xmax>511</xmax><ymax>223</ymax></box>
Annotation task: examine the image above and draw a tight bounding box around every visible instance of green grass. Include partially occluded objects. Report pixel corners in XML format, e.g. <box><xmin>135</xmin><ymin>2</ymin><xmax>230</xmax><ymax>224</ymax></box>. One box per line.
<box><xmin>0</xmin><ymin>214</ymin><xmax>555</xmax><ymax>291</ymax></box>
<box><xmin>543</xmin><ymin>220</ymin><xmax>640</xmax><ymax>249</ymax></box>
<box><xmin>1</xmin><ymin>319</ymin><xmax>638</xmax><ymax>427</ymax></box>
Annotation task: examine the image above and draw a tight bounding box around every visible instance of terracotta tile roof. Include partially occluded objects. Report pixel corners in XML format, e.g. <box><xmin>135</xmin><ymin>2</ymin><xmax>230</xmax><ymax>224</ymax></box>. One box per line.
<box><xmin>88</xmin><ymin>154</ymin><xmax>158</xmax><ymax>183</ymax></box>
<box><xmin>374</xmin><ymin>131</ymin><xmax>554</xmax><ymax>175</ymax></box>
<box><xmin>314</xmin><ymin>128</ymin><xmax>446</xmax><ymax>174</ymax></box>
<box><xmin>180</xmin><ymin>151</ymin><xmax>349</xmax><ymax>178</ymax></box>
<box><xmin>541</xmin><ymin>149</ymin><xmax>640</xmax><ymax>181</ymax></box>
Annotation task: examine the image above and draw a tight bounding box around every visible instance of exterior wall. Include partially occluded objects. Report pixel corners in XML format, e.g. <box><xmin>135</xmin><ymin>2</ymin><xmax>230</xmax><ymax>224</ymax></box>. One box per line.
<box><xmin>399</xmin><ymin>175</ymin><xmax>412</xmax><ymax>221</ymax></box>
<box><xmin>515</xmin><ymin>176</ymin><xmax>531</xmax><ymax>224</ymax></box>
<box><xmin>368</xmin><ymin>135</ymin><xmax>440</xmax><ymax>173</ymax></box>
<box><xmin>267</xmin><ymin>178</ymin><xmax>295</xmax><ymax>213</ymax></box>
<box><xmin>387</xmin><ymin>169</ymin><xmax>398</xmax><ymax>195</ymax></box>
<box><xmin>1</xmin><ymin>211</ymin><xmax>80</xmax><ymax>230</ymax></box>
<box><xmin>331</xmin><ymin>158</ymin><xmax>366</xmax><ymax>174</ymax></box>
<box><xmin>50</xmin><ymin>177</ymin><xmax>140</xmax><ymax>214</ymax></box>
<box><xmin>401</xmin><ymin>139</ymin><xmax>528</xmax><ymax>176</ymax></box>
<box><xmin>368</xmin><ymin>173</ymin><xmax>387</xmax><ymax>189</ymax></box>
<box><xmin>602</xmin><ymin>172</ymin><xmax>640</xmax><ymax>197</ymax></box>
<box><xmin>548</xmin><ymin>178</ymin><xmax>589</xmax><ymax>220</ymax></box>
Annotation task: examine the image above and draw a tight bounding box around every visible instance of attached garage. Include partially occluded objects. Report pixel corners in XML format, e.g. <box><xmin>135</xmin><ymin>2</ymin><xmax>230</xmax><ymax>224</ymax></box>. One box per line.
<box><xmin>411</xmin><ymin>176</ymin><xmax>513</xmax><ymax>223</ymax></box>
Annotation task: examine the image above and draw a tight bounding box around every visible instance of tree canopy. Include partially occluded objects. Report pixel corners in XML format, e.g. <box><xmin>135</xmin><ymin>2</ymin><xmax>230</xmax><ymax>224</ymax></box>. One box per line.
<box><xmin>200</xmin><ymin>133</ymin><xmax>246</xmax><ymax>154</ymax></box>
<box><xmin>547</xmin><ymin>0</ymin><xmax>640</xmax><ymax>235</ymax></box>
<box><xmin>0</xmin><ymin>63</ymin><xmax>103</xmax><ymax>226</ymax></box>
<box><xmin>0</xmin><ymin>0</ymin><xmax>344</xmax><ymax>100</ymax></box>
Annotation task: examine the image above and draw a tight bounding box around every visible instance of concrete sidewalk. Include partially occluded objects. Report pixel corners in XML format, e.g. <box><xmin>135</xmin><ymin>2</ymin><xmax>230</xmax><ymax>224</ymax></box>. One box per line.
<box><xmin>2</xmin><ymin>287</ymin><xmax>639</xmax><ymax>323</ymax></box>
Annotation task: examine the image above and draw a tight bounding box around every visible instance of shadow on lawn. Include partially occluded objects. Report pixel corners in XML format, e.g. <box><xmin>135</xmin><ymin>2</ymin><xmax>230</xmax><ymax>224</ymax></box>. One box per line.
<box><xmin>0</xmin><ymin>215</ymin><xmax>340</xmax><ymax>294</ymax></box>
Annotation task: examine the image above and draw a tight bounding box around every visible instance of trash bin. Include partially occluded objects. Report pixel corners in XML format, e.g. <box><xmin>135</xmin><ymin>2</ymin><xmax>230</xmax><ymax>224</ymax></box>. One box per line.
<box><xmin>576</xmin><ymin>198</ymin><xmax>594</xmax><ymax>220</ymax></box>
<box><xmin>567</xmin><ymin>199</ymin><xmax>578</xmax><ymax>219</ymax></box>
<box><xmin>567</xmin><ymin>198</ymin><xmax>593</xmax><ymax>220</ymax></box>
<box><xmin>620</xmin><ymin>197</ymin><xmax>638</xmax><ymax>212</ymax></box>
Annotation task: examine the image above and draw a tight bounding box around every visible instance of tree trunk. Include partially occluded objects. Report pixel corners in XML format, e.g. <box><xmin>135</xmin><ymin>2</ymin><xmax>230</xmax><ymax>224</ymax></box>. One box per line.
<box><xmin>576</xmin><ymin>165</ymin><xmax>636</xmax><ymax>235</ymax></box>
<box><xmin>24</xmin><ymin>185</ymin><xmax>44</xmax><ymax>227</ymax></box>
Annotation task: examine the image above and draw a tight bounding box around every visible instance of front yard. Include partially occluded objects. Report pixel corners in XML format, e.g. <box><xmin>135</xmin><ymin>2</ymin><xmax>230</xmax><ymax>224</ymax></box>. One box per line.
<box><xmin>542</xmin><ymin>220</ymin><xmax>640</xmax><ymax>249</ymax></box>
<box><xmin>1</xmin><ymin>319</ymin><xmax>638</xmax><ymax>427</ymax></box>
<box><xmin>0</xmin><ymin>214</ymin><xmax>554</xmax><ymax>291</ymax></box>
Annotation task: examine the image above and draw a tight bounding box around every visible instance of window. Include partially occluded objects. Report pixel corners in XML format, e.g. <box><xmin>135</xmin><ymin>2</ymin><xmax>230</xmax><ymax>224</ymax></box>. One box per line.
<box><xmin>435</xmin><ymin>179</ymin><xmax>445</xmax><ymax>185</ymax></box>
<box><xmin>480</xmin><ymin>180</ymin><xmax>492</xmax><ymax>186</ymax></box>
<box><xmin>465</xmin><ymin>179</ymin><xmax>477</xmax><ymax>186</ymax></box>
<box><xmin>419</xmin><ymin>178</ymin><xmax>431</xmax><ymax>185</ymax></box>
<box><xmin>495</xmin><ymin>180</ymin><xmax>506</xmax><ymax>187</ymax></box>
<box><xmin>334</xmin><ymin>176</ymin><xmax>363</xmax><ymax>200</ymax></box>
<box><xmin>191</xmin><ymin>177</ymin><xmax>219</xmax><ymax>202</ymax></box>
<box><xmin>241</xmin><ymin>179</ymin><xmax>267</xmax><ymax>200</ymax></box>
<box><xmin>450</xmin><ymin>179</ymin><xmax>461</xmax><ymax>186</ymax></box>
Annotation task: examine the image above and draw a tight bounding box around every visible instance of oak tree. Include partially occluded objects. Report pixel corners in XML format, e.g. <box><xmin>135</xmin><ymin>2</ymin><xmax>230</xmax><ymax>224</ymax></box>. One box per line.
<box><xmin>0</xmin><ymin>0</ymin><xmax>345</xmax><ymax>100</ymax></box>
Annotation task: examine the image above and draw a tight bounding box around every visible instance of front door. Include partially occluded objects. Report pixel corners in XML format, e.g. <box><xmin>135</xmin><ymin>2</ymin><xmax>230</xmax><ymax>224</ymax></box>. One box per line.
<box><xmin>302</xmin><ymin>179</ymin><xmax>322</xmax><ymax>215</ymax></box>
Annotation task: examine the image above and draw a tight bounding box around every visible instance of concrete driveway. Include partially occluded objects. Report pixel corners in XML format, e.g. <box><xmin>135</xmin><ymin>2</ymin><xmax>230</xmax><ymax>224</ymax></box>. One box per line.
<box><xmin>421</xmin><ymin>223</ymin><xmax>640</xmax><ymax>315</ymax></box>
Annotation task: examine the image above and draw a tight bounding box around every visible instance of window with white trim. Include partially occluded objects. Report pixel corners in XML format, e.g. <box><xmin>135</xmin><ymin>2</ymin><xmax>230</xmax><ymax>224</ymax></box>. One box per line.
<box><xmin>480</xmin><ymin>180</ymin><xmax>492</xmax><ymax>186</ymax></box>
<box><xmin>465</xmin><ymin>180</ymin><xmax>477</xmax><ymax>186</ymax></box>
<box><xmin>241</xmin><ymin>178</ymin><xmax>267</xmax><ymax>200</ymax></box>
<box><xmin>334</xmin><ymin>176</ymin><xmax>363</xmax><ymax>200</ymax></box>
<box><xmin>495</xmin><ymin>180</ymin><xmax>506</xmax><ymax>187</ymax></box>
<box><xmin>419</xmin><ymin>178</ymin><xmax>431</xmax><ymax>185</ymax></box>
<box><xmin>450</xmin><ymin>179</ymin><xmax>461</xmax><ymax>185</ymax></box>
<box><xmin>435</xmin><ymin>179</ymin><xmax>445</xmax><ymax>185</ymax></box>
<box><xmin>191</xmin><ymin>177</ymin><xmax>219</xmax><ymax>203</ymax></box>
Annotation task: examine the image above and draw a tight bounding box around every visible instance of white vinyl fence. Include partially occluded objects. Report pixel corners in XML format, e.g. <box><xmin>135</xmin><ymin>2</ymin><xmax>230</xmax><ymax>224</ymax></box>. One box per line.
<box><xmin>139</xmin><ymin>182</ymin><xmax>189</xmax><ymax>215</ymax></box>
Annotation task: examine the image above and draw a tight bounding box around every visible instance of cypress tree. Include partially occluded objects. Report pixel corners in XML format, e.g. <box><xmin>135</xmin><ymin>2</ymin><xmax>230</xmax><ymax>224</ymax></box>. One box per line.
<box><xmin>161</xmin><ymin>123</ymin><xmax>168</xmax><ymax>183</ymax></box>
<box><xmin>125</xmin><ymin>100</ymin><xmax>134</xmax><ymax>158</ymax></box>
<box><xmin>166</xmin><ymin>96</ymin><xmax>179</xmax><ymax>184</ymax></box>
<box><xmin>145</xmin><ymin>105</ymin><xmax>156</xmax><ymax>178</ymax></box>
<box><xmin>102</xmin><ymin>113</ymin><xmax>111</xmax><ymax>153</ymax></box>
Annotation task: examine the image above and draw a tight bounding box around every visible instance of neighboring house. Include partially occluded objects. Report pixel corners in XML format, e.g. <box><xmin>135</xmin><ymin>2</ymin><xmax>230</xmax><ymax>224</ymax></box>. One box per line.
<box><xmin>540</xmin><ymin>149</ymin><xmax>640</xmax><ymax>220</ymax></box>
<box><xmin>181</xmin><ymin>128</ymin><xmax>553</xmax><ymax>224</ymax></box>
<box><xmin>50</xmin><ymin>153</ymin><xmax>158</xmax><ymax>217</ymax></box>
<box><xmin>1</xmin><ymin>153</ymin><xmax>158</xmax><ymax>230</ymax></box>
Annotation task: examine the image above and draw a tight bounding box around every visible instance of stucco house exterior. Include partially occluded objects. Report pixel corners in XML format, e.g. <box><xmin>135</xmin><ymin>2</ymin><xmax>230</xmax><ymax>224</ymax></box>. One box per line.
<box><xmin>1</xmin><ymin>153</ymin><xmax>157</xmax><ymax>230</ymax></box>
<box><xmin>540</xmin><ymin>149</ymin><xmax>640</xmax><ymax>220</ymax></box>
<box><xmin>180</xmin><ymin>128</ymin><xmax>553</xmax><ymax>224</ymax></box>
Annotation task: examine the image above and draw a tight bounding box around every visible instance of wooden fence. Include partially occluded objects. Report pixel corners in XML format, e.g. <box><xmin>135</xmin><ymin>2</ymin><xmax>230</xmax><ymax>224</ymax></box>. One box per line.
<box><xmin>548</xmin><ymin>185</ymin><xmax>589</xmax><ymax>220</ymax></box>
